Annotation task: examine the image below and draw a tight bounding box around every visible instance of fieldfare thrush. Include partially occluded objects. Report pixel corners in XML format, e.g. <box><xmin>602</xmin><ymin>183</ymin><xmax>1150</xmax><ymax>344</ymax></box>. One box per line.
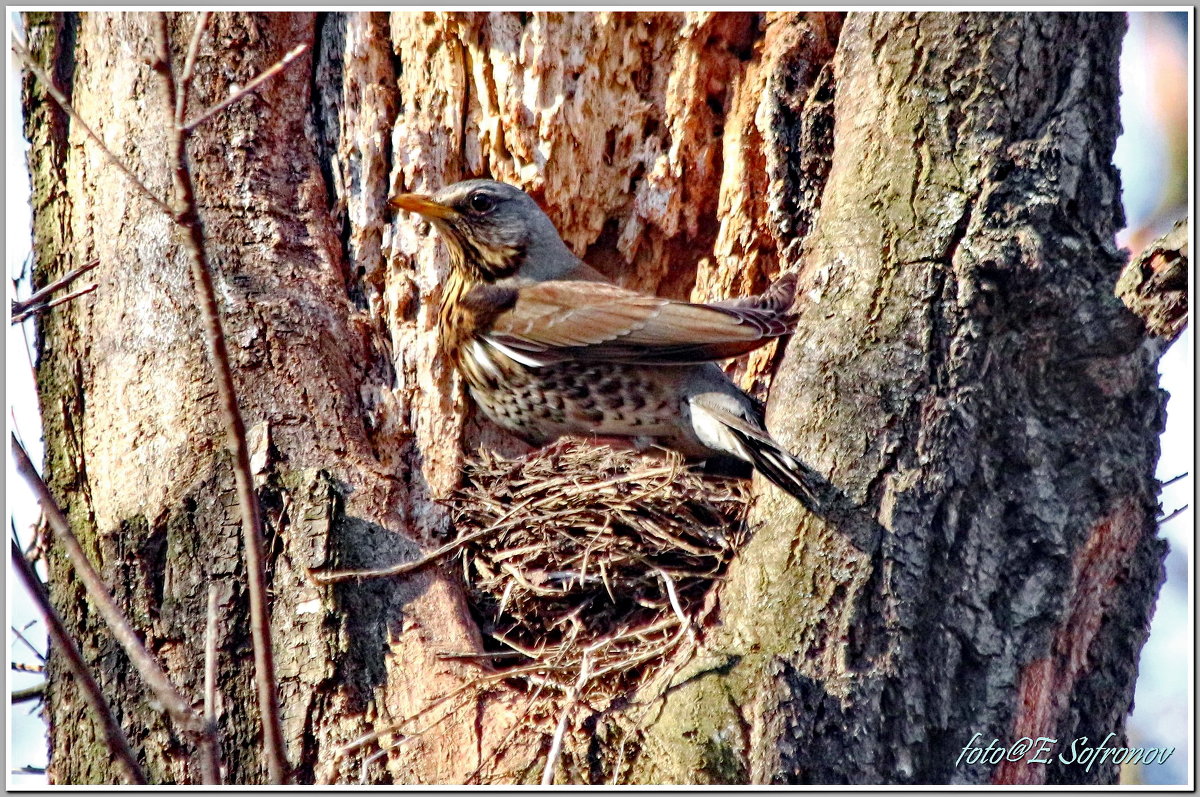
<box><xmin>391</xmin><ymin>179</ymin><xmax>820</xmax><ymax>506</ymax></box>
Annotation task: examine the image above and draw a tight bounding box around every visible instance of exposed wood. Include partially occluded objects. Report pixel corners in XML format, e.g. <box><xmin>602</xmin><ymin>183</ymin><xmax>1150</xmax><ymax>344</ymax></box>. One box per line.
<box><xmin>1116</xmin><ymin>217</ymin><xmax>1188</xmax><ymax>345</ymax></box>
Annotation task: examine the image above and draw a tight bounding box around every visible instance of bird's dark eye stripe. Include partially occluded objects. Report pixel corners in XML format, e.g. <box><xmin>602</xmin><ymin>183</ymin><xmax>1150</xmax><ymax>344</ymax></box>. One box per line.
<box><xmin>468</xmin><ymin>192</ymin><xmax>495</xmax><ymax>213</ymax></box>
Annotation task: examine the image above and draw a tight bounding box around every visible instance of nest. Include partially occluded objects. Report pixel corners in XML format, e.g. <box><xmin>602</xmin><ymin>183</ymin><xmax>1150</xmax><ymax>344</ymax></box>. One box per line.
<box><xmin>445</xmin><ymin>439</ymin><xmax>749</xmax><ymax>708</ymax></box>
<box><xmin>320</xmin><ymin>440</ymin><xmax>753</xmax><ymax>783</ymax></box>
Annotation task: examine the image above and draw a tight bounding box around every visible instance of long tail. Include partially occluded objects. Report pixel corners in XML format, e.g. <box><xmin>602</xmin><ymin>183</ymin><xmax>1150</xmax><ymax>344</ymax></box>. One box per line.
<box><xmin>689</xmin><ymin>398</ymin><xmax>825</xmax><ymax>510</ymax></box>
<box><xmin>738</xmin><ymin>431</ymin><xmax>824</xmax><ymax>509</ymax></box>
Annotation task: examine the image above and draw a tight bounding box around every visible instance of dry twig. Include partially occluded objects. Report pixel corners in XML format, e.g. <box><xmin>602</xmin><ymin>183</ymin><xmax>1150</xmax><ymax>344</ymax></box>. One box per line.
<box><xmin>10</xmin><ymin>621</ymin><xmax>45</xmax><ymax>663</ymax></box>
<box><xmin>11</xmin><ymin>284</ymin><xmax>98</xmax><ymax>324</ymax></box>
<box><xmin>10</xmin><ymin>258</ymin><xmax>99</xmax><ymax>323</ymax></box>
<box><xmin>182</xmin><ymin>43</ymin><xmax>308</xmax><ymax>133</ymax></box>
<box><xmin>10</xmin><ymin>540</ymin><xmax>146</xmax><ymax>785</ymax></box>
<box><xmin>202</xmin><ymin>584</ymin><xmax>223</xmax><ymax>784</ymax></box>
<box><xmin>1159</xmin><ymin>504</ymin><xmax>1189</xmax><ymax>526</ymax></box>
<box><xmin>321</xmin><ymin>678</ymin><xmax>484</xmax><ymax>785</ymax></box>
<box><xmin>11</xmin><ymin>435</ymin><xmax>222</xmax><ymax>783</ymax></box>
<box><xmin>310</xmin><ymin>522</ymin><xmax>508</xmax><ymax>584</ymax></box>
<box><xmin>10</xmin><ymin>37</ymin><xmax>173</xmax><ymax>216</ymax></box>
<box><xmin>1161</xmin><ymin>471</ymin><xmax>1188</xmax><ymax>489</ymax></box>
<box><xmin>151</xmin><ymin>14</ymin><xmax>287</xmax><ymax>783</ymax></box>
<box><xmin>177</xmin><ymin>11</ymin><xmax>212</xmax><ymax>123</ymax></box>
<box><xmin>11</xmin><ymin>662</ymin><xmax>44</xmax><ymax>674</ymax></box>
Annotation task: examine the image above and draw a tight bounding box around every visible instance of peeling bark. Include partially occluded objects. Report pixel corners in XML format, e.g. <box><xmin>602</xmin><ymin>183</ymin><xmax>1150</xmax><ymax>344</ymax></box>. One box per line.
<box><xmin>1116</xmin><ymin>217</ymin><xmax>1188</xmax><ymax>345</ymax></box>
<box><xmin>23</xmin><ymin>10</ymin><xmax>1166</xmax><ymax>786</ymax></box>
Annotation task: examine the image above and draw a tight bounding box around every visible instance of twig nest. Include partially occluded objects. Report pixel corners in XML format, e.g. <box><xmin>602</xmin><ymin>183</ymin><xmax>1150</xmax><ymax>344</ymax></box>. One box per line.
<box><xmin>446</xmin><ymin>439</ymin><xmax>749</xmax><ymax>696</ymax></box>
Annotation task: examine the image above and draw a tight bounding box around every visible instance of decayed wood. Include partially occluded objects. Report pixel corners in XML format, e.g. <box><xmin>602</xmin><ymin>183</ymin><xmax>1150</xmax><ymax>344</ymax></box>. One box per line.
<box><xmin>1116</xmin><ymin>217</ymin><xmax>1188</xmax><ymax>344</ymax></box>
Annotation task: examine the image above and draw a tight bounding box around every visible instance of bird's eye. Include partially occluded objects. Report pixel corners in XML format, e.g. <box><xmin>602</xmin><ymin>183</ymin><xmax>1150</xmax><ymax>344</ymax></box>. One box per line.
<box><xmin>468</xmin><ymin>192</ymin><xmax>496</xmax><ymax>214</ymax></box>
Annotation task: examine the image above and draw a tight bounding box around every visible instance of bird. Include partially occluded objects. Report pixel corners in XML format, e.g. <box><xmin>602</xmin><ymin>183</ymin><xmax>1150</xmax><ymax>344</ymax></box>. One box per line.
<box><xmin>390</xmin><ymin>179</ymin><xmax>822</xmax><ymax>507</ymax></box>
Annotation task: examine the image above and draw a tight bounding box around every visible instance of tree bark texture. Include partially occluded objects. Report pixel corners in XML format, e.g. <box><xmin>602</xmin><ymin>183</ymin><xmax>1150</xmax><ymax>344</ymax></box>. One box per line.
<box><xmin>626</xmin><ymin>12</ymin><xmax>1169</xmax><ymax>786</ymax></box>
<box><xmin>21</xmin><ymin>10</ymin><xmax>1167</xmax><ymax>785</ymax></box>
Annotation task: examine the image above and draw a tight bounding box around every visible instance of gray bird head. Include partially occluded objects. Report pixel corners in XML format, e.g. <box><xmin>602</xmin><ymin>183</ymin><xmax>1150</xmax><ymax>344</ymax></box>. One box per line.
<box><xmin>391</xmin><ymin>179</ymin><xmax>579</xmax><ymax>283</ymax></box>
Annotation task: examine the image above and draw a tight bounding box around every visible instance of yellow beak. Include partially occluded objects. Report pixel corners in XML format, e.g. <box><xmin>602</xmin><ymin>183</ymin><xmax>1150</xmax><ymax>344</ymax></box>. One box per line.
<box><xmin>389</xmin><ymin>193</ymin><xmax>457</xmax><ymax>220</ymax></box>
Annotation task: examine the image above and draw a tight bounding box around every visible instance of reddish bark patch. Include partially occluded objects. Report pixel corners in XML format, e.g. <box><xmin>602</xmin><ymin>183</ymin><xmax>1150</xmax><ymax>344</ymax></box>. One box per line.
<box><xmin>993</xmin><ymin>499</ymin><xmax>1143</xmax><ymax>785</ymax></box>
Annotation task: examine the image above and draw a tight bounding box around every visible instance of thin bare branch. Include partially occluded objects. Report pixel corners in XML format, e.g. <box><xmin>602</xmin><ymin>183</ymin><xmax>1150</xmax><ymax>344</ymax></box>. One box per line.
<box><xmin>11</xmin><ymin>296</ymin><xmax>38</xmax><ymax>393</ymax></box>
<box><xmin>204</xmin><ymin>586</ymin><xmax>219</xmax><ymax>725</ymax></box>
<box><xmin>182</xmin><ymin>43</ymin><xmax>309</xmax><ymax>133</ymax></box>
<box><xmin>313</xmin><ymin>490</ymin><xmax>545</xmax><ymax>583</ymax></box>
<box><xmin>177</xmin><ymin>11</ymin><xmax>213</xmax><ymax>125</ymax></box>
<box><xmin>10</xmin><ymin>258</ymin><xmax>98</xmax><ymax>317</ymax></box>
<box><xmin>321</xmin><ymin>680</ymin><xmax>484</xmax><ymax>785</ymax></box>
<box><xmin>11</xmin><ymin>434</ymin><xmax>200</xmax><ymax>729</ymax></box>
<box><xmin>1159</xmin><ymin>504</ymin><xmax>1189</xmax><ymax>526</ymax></box>
<box><xmin>151</xmin><ymin>15</ymin><xmax>288</xmax><ymax>784</ymax></box>
<box><xmin>10</xmin><ymin>37</ymin><xmax>174</xmax><ymax>217</ymax></box>
<box><xmin>200</xmin><ymin>584</ymin><xmax>224</xmax><ymax>785</ymax></box>
<box><xmin>10</xmin><ymin>622</ymin><xmax>46</xmax><ymax>662</ymax></box>
<box><xmin>10</xmin><ymin>539</ymin><xmax>147</xmax><ymax>785</ymax></box>
<box><xmin>11</xmin><ymin>682</ymin><xmax>46</xmax><ymax>705</ymax></box>
<box><xmin>11</xmin><ymin>662</ymin><xmax>44</xmax><ymax>674</ymax></box>
<box><xmin>11</xmin><ymin>283</ymin><xmax>97</xmax><ymax>324</ymax></box>
<box><xmin>311</xmin><ymin>524</ymin><xmax>497</xmax><ymax>584</ymax></box>
<box><xmin>1161</xmin><ymin>471</ymin><xmax>1188</xmax><ymax>489</ymax></box>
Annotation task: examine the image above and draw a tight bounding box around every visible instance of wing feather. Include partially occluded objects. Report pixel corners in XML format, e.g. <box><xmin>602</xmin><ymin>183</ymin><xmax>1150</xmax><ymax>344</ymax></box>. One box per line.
<box><xmin>484</xmin><ymin>276</ymin><xmax>797</xmax><ymax>365</ymax></box>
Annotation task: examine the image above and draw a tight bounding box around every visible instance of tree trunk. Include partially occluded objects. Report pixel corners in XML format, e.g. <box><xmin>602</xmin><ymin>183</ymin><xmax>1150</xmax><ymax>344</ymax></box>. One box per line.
<box><xmin>20</xmin><ymin>10</ymin><xmax>1165</xmax><ymax>785</ymax></box>
<box><xmin>625</xmin><ymin>12</ymin><xmax>1168</xmax><ymax>786</ymax></box>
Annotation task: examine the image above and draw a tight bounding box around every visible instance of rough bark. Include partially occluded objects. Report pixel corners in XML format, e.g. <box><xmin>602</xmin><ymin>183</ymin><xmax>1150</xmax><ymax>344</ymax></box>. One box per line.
<box><xmin>624</xmin><ymin>12</ymin><xmax>1167</xmax><ymax>786</ymax></box>
<box><xmin>21</xmin><ymin>10</ymin><xmax>1166</xmax><ymax>786</ymax></box>
<box><xmin>24</xmin><ymin>11</ymin><xmax>516</xmax><ymax>785</ymax></box>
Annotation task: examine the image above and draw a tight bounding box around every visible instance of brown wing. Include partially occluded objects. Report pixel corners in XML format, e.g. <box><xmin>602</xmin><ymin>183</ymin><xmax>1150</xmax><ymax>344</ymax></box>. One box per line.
<box><xmin>482</xmin><ymin>276</ymin><xmax>796</xmax><ymax>366</ymax></box>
